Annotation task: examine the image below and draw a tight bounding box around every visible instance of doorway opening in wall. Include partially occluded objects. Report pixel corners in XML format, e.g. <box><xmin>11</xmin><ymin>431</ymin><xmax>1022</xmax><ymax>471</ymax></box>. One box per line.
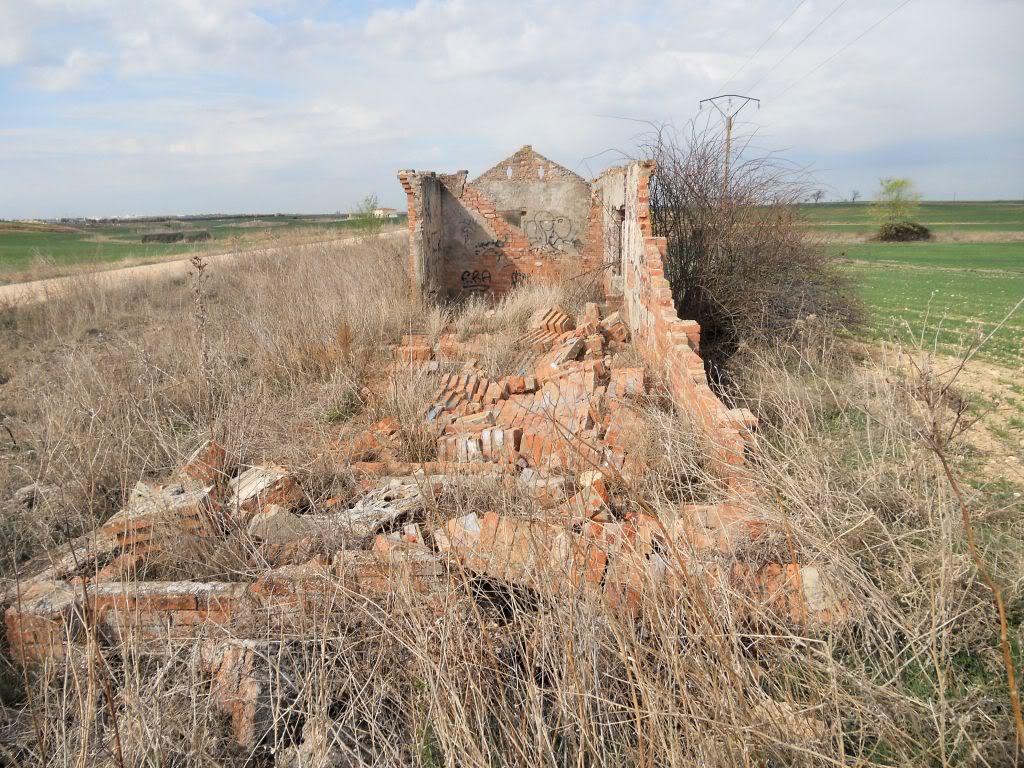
<box><xmin>612</xmin><ymin>205</ymin><xmax>625</xmax><ymax>275</ymax></box>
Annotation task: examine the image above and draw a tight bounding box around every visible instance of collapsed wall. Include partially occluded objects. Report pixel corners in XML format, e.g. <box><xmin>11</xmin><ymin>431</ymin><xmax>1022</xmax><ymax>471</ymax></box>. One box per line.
<box><xmin>592</xmin><ymin>161</ymin><xmax>755</xmax><ymax>486</ymax></box>
<box><xmin>400</xmin><ymin>148</ymin><xmax>754</xmax><ymax>485</ymax></box>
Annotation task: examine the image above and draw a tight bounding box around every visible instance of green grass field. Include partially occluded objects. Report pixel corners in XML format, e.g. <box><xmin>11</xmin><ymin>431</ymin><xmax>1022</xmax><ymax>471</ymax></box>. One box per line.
<box><xmin>0</xmin><ymin>214</ymin><xmax>397</xmax><ymax>280</ymax></box>
<box><xmin>802</xmin><ymin>201</ymin><xmax>1024</xmax><ymax>234</ymax></box>
<box><xmin>808</xmin><ymin>201</ymin><xmax>1024</xmax><ymax>368</ymax></box>
<box><xmin>834</xmin><ymin>241</ymin><xmax>1024</xmax><ymax>272</ymax></box>
<box><xmin>842</xmin><ymin>253</ymin><xmax>1023</xmax><ymax>366</ymax></box>
<box><xmin>0</xmin><ymin>230</ymin><xmax>195</xmax><ymax>273</ymax></box>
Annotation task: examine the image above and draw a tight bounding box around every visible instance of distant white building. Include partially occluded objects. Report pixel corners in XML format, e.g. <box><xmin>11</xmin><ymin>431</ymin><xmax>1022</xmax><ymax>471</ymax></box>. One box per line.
<box><xmin>372</xmin><ymin>207</ymin><xmax>399</xmax><ymax>219</ymax></box>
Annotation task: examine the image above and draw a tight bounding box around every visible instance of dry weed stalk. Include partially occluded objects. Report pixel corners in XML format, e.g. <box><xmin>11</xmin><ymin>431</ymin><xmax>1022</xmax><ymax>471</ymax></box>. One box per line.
<box><xmin>902</xmin><ymin>347</ymin><xmax>1024</xmax><ymax>751</ymax></box>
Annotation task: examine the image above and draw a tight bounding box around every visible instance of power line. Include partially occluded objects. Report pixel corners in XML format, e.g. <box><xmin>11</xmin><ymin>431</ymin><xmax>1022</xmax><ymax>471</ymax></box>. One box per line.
<box><xmin>771</xmin><ymin>0</ymin><xmax>916</xmax><ymax>99</ymax></box>
<box><xmin>746</xmin><ymin>0</ymin><xmax>851</xmax><ymax>93</ymax></box>
<box><xmin>720</xmin><ymin>0</ymin><xmax>808</xmax><ymax>91</ymax></box>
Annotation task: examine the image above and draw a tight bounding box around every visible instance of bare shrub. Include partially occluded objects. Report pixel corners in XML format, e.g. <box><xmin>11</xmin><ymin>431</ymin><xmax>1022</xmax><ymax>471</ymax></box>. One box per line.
<box><xmin>643</xmin><ymin>122</ymin><xmax>863</xmax><ymax>377</ymax></box>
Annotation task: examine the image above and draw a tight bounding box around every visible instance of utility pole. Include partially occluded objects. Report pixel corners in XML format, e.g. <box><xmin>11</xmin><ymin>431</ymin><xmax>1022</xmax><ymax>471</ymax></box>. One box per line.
<box><xmin>699</xmin><ymin>94</ymin><xmax>760</xmax><ymax>197</ymax></box>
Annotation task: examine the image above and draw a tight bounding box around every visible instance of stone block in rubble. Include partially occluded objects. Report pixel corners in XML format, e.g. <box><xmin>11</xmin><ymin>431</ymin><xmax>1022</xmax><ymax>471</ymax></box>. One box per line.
<box><xmin>535</xmin><ymin>336</ymin><xmax>585</xmax><ymax>378</ymax></box>
<box><xmin>101</xmin><ymin>483</ymin><xmax>215</xmax><ymax>553</ymax></box>
<box><xmin>583</xmin><ymin>302</ymin><xmax>602</xmax><ymax>325</ymax></box>
<box><xmin>227</xmin><ymin>466</ymin><xmax>302</xmax><ymax>524</ymax></box>
<box><xmin>600</xmin><ymin>311</ymin><xmax>629</xmax><ymax>343</ymax></box>
<box><xmin>246</xmin><ymin>505</ymin><xmax>314</xmax><ymax>547</ymax></box>
<box><xmin>530</xmin><ymin>306</ymin><xmax>575</xmax><ymax>335</ymax></box>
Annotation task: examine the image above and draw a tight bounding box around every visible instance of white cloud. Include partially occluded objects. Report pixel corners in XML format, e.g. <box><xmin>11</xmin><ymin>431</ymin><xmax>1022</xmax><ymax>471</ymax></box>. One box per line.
<box><xmin>27</xmin><ymin>48</ymin><xmax>109</xmax><ymax>91</ymax></box>
<box><xmin>0</xmin><ymin>0</ymin><xmax>1022</xmax><ymax>217</ymax></box>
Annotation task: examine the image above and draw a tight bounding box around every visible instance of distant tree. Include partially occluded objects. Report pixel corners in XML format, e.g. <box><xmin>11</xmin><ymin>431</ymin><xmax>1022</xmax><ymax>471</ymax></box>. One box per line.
<box><xmin>873</xmin><ymin>178</ymin><xmax>929</xmax><ymax>241</ymax></box>
<box><xmin>353</xmin><ymin>193</ymin><xmax>383</xmax><ymax>235</ymax></box>
<box><xmin>872</xmin><ymin>177</ymin><xmax>921</xmax><ymax>225</ymax></box>
<box><xmin>810</xmin><ymin>190</ymin><xmax>826</xmax><ymax>204</ymax></box>
<box><xmin>850</xmin><ymin>190</ymin><xmax>861</xmax><ymax>203</ymax></box>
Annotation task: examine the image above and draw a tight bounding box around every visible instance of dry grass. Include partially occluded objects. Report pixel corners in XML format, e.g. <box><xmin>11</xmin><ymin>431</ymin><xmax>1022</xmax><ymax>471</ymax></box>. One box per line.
<box><xmin>0</xmin><ymin>232</ymin><xmax>1021</xmax><ymax>765</ymax></box>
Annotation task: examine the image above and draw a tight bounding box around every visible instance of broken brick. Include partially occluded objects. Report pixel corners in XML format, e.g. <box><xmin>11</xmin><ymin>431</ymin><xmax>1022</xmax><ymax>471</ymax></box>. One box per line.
<box><xmin>179</xmin><ymin>439</ymin><xmax>230</xmax><ymax>487</ymax></box>
<box><xmin>530</xmin><ymin>306</ymin><xmax>575</xmax><ymax>335</ymax></box>
<box><xmin>600</xmin><ymin>311</ymin><xmax>629</xmax><ymax>343</ymax></box>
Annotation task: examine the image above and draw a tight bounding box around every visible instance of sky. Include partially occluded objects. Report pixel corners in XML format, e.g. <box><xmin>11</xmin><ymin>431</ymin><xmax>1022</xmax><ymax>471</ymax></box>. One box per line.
<box><xmin>1</xmin><ymin>0</ymin><xmax>1021</xmax><ymax>219</ymax></box>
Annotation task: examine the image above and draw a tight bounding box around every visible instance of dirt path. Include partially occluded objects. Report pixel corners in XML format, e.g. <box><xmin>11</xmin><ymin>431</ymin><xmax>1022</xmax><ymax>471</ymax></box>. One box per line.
<box><xmin>0</xmin><ymin>230</ymin><xmax>405</xmax><ymax>308</ymax></box>
<box><xmin>815</xmin><ymin>230</ymin><xmax>1024</xmax><ymax>244</ymax></box>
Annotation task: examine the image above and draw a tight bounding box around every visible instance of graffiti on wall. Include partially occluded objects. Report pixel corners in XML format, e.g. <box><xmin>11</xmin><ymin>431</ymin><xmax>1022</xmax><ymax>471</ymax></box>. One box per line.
<box><xmin>458</xmin><ymin>244</ymin><xmax>514</xmax><ymax>294</ymax></box>
<box><xmin>461</xmin><ymin>269</ymin><xmax>492</xmax><ymax>292</ymax></box>
<box><xmin>525</xmin><ymin>210</ymin><xmax>582</xmax><ymax>253</ymax></box>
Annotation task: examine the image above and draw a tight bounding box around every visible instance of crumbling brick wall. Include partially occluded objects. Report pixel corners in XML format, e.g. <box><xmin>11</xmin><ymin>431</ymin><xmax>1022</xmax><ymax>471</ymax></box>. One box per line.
<box><xmin>471</xmin><ymin>145</ymin><xmax>592</xmax><ymax>259</ymax></box>
<box><xmin>592</xmin><ymin>161</ymin><xmax>754</xmax><ymax>487</ymax></box>
<box><xmin>398</xmin><ymin>171</ymin><xmax>445</xmax><ymax>303</ymax></box>
<box><xmin>398</xmin><ymin>146</ymin><xmax>601</xmax><ymax>301</ymax></box>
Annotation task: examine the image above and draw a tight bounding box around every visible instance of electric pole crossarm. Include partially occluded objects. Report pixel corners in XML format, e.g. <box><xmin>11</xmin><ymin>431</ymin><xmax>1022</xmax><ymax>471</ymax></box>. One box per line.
<box><xmin>698</xmin><ymin>94</ymin><xmax>760</xmax><ymax>198</ymax></box>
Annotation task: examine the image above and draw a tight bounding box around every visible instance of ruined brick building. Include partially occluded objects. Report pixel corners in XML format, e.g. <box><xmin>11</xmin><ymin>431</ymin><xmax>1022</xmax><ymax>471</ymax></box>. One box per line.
<box><xmin>3</xmin><ymin>145</ymin><xmax>848</xmax><ymax>757</ymax></box>
<box><xmin>398</xmin><ymin>145</ymin><xmax>753</xmax><ymax>479</ymax></box>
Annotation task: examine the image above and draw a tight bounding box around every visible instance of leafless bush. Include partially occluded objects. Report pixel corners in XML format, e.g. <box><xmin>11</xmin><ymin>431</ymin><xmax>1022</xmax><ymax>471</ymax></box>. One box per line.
<box><xmin>642</xmin><ymin>121</ymin><xmax>863</xmax><ymax>378</ymax></box>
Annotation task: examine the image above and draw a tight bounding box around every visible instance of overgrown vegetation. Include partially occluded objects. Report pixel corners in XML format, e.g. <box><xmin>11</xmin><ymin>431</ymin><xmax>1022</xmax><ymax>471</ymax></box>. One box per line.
<box><xmin>643</xmin><ymin>123</ymin><xmax>863</xmax><ymax>377</ymax></box>
<box><xmin>876</xmin><ymin>220</ymin><xmax>932</xmax><ymax>242</ymax></box>
<box><xmin>0</xmin><ymin>231</ymin><xmax>1021</xmax><ymax>764</ymax></box>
